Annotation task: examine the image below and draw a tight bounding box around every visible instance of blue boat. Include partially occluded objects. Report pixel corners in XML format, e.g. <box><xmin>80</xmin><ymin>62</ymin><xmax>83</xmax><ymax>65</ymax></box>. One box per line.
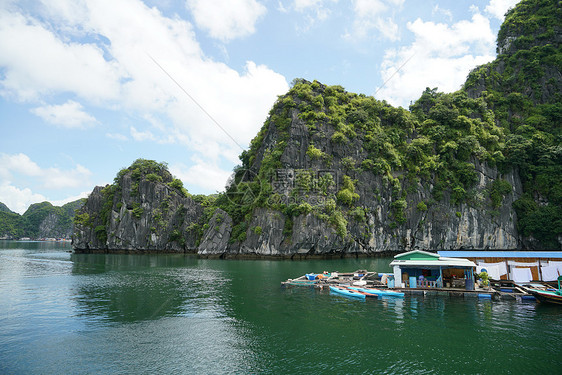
<box><xmin>349</xmin><ymin>286</ymin><xmax>405</xmax><ymax>298</ymax></box>
<box><xmin>329</xmin><ymin>286</ymin><xmax>366</xmax><ymax>299</ymax></box>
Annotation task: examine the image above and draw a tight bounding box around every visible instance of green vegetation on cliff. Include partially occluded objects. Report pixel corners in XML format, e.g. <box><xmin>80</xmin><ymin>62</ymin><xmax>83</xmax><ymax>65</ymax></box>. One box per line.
<box><xmin>0</xmin><ymin>200</ymin><xmax>84</xmax><ymax>239</ymax></box>
<box><xmin>0</xmin><ymin>209</ymin><xmax>21</xmax><ymax>238</ymax></box>
<box><xmin>73</xmin><ymin>158</ymin><xmax>205</xmax><ymax>250</ymax></box>
<box><xmin>209</xmin><ymin>0</ymin><xmax>560</xmax><ymax>249</ymax></box>
<box><xmin>463</xmin><ymin>0</ymin><xmax>561</xmax><ymax>247</ymax></box>
<box><xmin>72</xmin><ymin>0</ymin><xmax>560</xmax><ymax>252</ymax></box>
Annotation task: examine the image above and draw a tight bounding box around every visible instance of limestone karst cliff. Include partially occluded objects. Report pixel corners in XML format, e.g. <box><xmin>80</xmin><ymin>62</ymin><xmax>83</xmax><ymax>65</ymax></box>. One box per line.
<box><xmin>0</xmin><ymin>200</ymin><xmax>82</xmax><ymax>239</ymax></box>
<box><xmin>73</xmin><ymin>159</ymin><xmax>203</xmax><ymax>252</ymax></box>
<box><xmin>73</xmin><ymin>0</ymin><xmax>561</xmax><ymax>255</ymax></box>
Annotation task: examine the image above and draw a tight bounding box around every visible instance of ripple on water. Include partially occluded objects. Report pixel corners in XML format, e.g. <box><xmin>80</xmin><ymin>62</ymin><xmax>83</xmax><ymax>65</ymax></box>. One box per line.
<box><xmin>2</xmin><ymin>245</ymin><xmax>562</xmax><ymax>375</ymax></box>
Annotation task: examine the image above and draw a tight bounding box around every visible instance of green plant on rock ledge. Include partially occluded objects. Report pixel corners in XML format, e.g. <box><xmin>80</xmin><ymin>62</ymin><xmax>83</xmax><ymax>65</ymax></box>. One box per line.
<box><xmin>94</xmin><ymin>225</ymin><xmax>107</xmax><ymax>243</ymax></box>
<box><xmin>132</xmin><ymin>203</ymin><xmax>143</xmax><ymax>219</ymax></box>
<box><xmin>391</xmin><ymin>198</ymin><xmax>408</xmax><ymax>224</ymax></box>
<box><xmin>306</xmin><ymin>144</ymin><xmax>326</xmax><ymax>160</ymax></box>
<box><xmin>74</xmin><ymin>212</ymin><xmax>93</xmax><ymax>228</ymax></box>
<box><xmin>252</xmin><ymin>225</ymin><xmax>263</xmax><ymax>235</ymax></box>
<box><xmin>329</xmin><ymin>210</ymin><xmax>348</xmax><ymax>238</ymax></box>
<box><xmin>489</xmin><ymin>179</ymin><xmax>512</xmax><ymax>208</ymax></box>
<box><xmin>336</xmin><ymin>176</ymin><xmax>360</xmax><ymax>206</ymax></box>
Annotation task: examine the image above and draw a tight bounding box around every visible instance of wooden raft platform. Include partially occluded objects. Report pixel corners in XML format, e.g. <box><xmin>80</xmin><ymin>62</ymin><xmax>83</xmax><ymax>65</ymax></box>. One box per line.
<box><xmin>281</xmin><ymin>270</ymin><xmax>382</xmax><ymax>288</ymax></box>
<box><xmin>282</xmin><ymin>270</ymin><xmax>550</xmax><ymax>302</ymax></box>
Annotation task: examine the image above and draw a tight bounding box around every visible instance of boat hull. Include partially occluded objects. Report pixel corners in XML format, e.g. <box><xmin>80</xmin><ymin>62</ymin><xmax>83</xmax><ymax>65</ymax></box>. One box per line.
<box><xmin>528</xmin><ymin>289</ymin><xmax>562</xmax><ymax>305</ymax></box>
<box><xmin>329</xmin><ymin>286</ymin><xmax>366</xmax><ymax>299</ymax></box>
<box><xmin>349</xmin><ymin>286</ymin><xmax>405</xmax><ymax>298</ymax></box>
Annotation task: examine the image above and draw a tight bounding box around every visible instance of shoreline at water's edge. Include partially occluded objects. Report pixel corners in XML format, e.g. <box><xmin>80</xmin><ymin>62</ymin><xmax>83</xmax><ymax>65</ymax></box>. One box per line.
<box><xmin>71</xmin><ymin>248</ymin><xmax>401</xmax><ymax>259</ymax></box>
<box><xmin>70</xmin><ymin>248</ymin><xmax>557</xmax><ymax>259</ymax></box>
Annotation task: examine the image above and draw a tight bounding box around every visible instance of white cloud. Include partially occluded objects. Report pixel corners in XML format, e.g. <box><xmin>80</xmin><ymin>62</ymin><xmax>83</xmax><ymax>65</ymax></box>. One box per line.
<box><xmin>284</xmin><ymin>0</ymin><xmax>335</xmax><ymax>29</ymax></box>
<box><xmin>294</xmin><ymin>0</ymin><xmax>324</xmax><ymax>11</ymax></box>
<box><xmin>0</xmin><ymin>153</ymin><xmax>92</xmax><ymax>190</ymax></box>
<box><xmin>353</xmin><ymin>0</ymin><xmax>388</xmax><ymax>15</ymax></box>
<box><xmin>376</xmin><ymin>12</ymin><xmax>496</xmax><ymax>107</ymax></box>
<box><xmin>0</xmin><ymin>153</ymin><xmax>42</xmax><ymax>178</ymax></box>
<box><xmin>82</xmin><ymin>0</ymin><xmax>287</xmax><ymax>162</ymax></box>
<box><xmin>0</xmin><ymin>182</ymin><xmax>47</xmax><ymax>215</ymax></box>
<box><xmin>432</xmin><ymin>5</ymin><xmax>453</xmax><ymax>20</ymax></box>
<box><xmin>31</xmin><ymin>100</ymin><xmax>97</xmax><ymax>128</ymax></box>
<box><xmin>50</xmin><ymin>191</ymin><xmax>90</xmax><ymax>208</ymax></box>
<box><xmin>170</xmin><ymin>160</ymin><xmax>232</xmax><ymax>193</ymax></box>
<box><xmin>0</xmin><ymin>181</ymin><xmax>89</xmax><ymax>215</ymax></box>
<box><xmin>485</xmin><ymin>0</ymin><xmax>520</xmax><ymax>20</ymax></box>
<box><xmin>0</xmin><ymin>10</ymin><xmax>121</xmax><ymax>102</ymax></box>
<box><xmin>186</xmin><ymin>0</ymin><xmax>266</xmax><ymax>41</ymax></box>
<box><xmin>0</xmin><ymin>0</ymin><xmax>289</xmax><ymax>195</ymax></box>
<box><xmin>130</xmin><ymin>126</ymin><xmax>157</xmax><ymax>142</ymax></box>
<box><xmin>106</xmin><ymin>132</ymin><xmax>128</xmax><ymax>141</ymax></box>
<box><xmin>43</xmin><ymin>164</ymin><xmax>92</xmax><ymax>189</ymax></box>
<box><xmin>346</xmin><ymin>0</ymin><xmax>403</xmax><ymax>42</ymax></box>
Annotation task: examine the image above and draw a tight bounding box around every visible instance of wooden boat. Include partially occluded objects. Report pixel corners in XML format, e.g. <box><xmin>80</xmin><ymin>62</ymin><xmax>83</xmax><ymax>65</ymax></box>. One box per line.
<box><xmin>525</xmin><ymin>276</ymin><xmax>562</xmax><ymax>305</ymax></box>
<box><xmin>340</xmin><ymin>286</ymin><xmax>379</xmax><ymax>298</ymax></box>
<box><xmin>329</xmin><ymin>286</ymin><xmax>366</xmax><ymax>299</ymax></box>
<box><xmin>348</xmin><ymin>286</ymin><xmax>405</xmax><ymax>298</ymax></box>
<box><xmin>526</xmin><ymin>289</ymin><xmax>562</xmax><ymax>305</ymax></box>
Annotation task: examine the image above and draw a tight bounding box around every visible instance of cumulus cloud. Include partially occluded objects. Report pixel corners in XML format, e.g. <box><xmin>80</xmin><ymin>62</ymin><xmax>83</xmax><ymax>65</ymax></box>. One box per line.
<box><xmin>0</xmin><ymin>10</ymin><xmax>121</xmax><ymax>102</ymax></box>
<box><xmin>345</xmin><ymin>0</ymin><xmax>404</xmax><ymax>41</ymax></box>
<box><xmin>0</xmin><ymin>153</ymin><xmax>92</xmax><ymax>190</ymax></box>
<box><xmin>169</xmin><ymin>160</ymin><xmax>233</xmax><ymax>193</ymax></box>
<box><xmin>0</xmin><ymin>153</ymin><xmax>92</xmax><ymax>214</ymax></box>
<box><xmin>31</xmin><ymin>100</ymin><xmax>97</xmax><ymax>128</ymax></box>
<box><xmin>281</xmin><ymin>0</ymin><xmax>334</xmax><ymax>29</ymax></box>
<box><xmin>0</xmin><ymin>153</ymin><xmax>43</xmax><ymax>178</ymax></box>
<box><xmin>0</xmin><ymin>182</ymin><xmax>89</xmax><ymax>215</ymax></box>
<box><xmin>50</xmin><ymin>191</ymin><xmax>90</xmax><ymax>208</ymax></box>
<box><xmin>186</xmin><ymin>0</ymin><xmax>266</xmax><ymax>41</ymax></box>
<box><xmin>485</xmin><ymin>0</ymin><xmax>521</xmax><ymax>20</ymax></box>
<box><xmin>0</xmin><ymin>0</ymin><xmax>289</xmax><ymax>196</ymax></box>
<box><xmin>130</xmin><ymin>126</ymin><xmax>157</xmax><ymax>142</ymax></box>
<box><xmin>376</xmin><ymin>12</ymin><xmax>496</xmax><ymax>107</ymax></box>
<box><xmin>0</xmin><ymin>182</ymin><xmax>47</xmax><ymax>215</ymax></box>
<box><xmin>432</xmin><ymin>4</ymin><xmax>453</xmax><ymax>20</ymax></box>
<box><xmin>43</xmin><ymin>164</ymin><xmax>92</xmax><ymax>189</ymax></box>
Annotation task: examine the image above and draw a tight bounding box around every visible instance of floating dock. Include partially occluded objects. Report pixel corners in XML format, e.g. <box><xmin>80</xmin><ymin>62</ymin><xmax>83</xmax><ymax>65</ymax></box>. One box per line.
<box><xmin>281</xmin><ymin>270</ymin><xmax>555</xmax><ymax>302</ymax></box>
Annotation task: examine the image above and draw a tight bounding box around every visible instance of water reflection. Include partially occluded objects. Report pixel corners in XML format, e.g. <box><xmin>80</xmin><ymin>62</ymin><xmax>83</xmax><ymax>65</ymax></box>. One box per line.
<box><xmin>2</xmin><ymin>242</ymin><xmax>562</xmax><ymax>374</ymax></box>
<box><xmin>70</xmin><ymin>253</ymin><xmax>232</xmax><ymax>323</ymax></box>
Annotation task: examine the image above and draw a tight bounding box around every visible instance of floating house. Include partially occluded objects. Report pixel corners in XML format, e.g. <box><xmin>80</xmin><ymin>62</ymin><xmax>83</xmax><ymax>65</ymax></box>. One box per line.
<box><xmin>390</xmin><ymin>250</ymin><xmax>477</xmax><ymax>290</ymax></box>
<box><xmin>438</xmin><ymin>251</ymin><xmax>562</xmax><ymax>283</ymax></box>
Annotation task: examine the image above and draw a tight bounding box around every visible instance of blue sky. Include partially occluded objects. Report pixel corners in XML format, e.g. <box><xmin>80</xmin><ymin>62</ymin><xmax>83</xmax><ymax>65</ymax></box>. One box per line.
<box><xmin>0</xmin><ymin>0</ymin><xmax>520</xmax><ymax>214</ymax></box>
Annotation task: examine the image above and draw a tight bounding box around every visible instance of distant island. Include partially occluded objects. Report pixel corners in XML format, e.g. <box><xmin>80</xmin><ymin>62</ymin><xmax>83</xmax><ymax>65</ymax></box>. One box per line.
<box><xmin>0</xmin><ymin>200</ymin><xmax>83</xmax><ymax>240</ymax></box>
<box><xmin>71</xmin><ymin>0</ymin><xmax>561</xmax><ymax>255</ymax></box>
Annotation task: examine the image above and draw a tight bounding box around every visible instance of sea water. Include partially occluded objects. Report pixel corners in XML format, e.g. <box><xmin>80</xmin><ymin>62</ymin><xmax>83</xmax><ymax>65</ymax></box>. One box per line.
<box><xmin>1</xmin><ymin>241</ymin><xmax>560</xmax><ymax>374</ymax></box>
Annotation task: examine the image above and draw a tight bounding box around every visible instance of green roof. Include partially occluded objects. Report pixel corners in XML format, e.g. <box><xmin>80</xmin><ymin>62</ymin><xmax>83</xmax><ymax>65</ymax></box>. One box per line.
<box><xmin>394</xmin><ymin>250</ymin><xmax>440</xmax><ymax>261</ymax></box>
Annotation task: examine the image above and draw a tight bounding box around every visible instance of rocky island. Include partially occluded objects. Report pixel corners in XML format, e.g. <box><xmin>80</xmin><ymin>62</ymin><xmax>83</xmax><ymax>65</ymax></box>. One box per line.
<box><xmin>73</xmin><ymin>0</ymin><xmax>561</xmax><ymax>256</ymax></box>
<box><xmin>0</xmin><ymin>200</ymin><xmax>82</xmax><ymax>240</ymax></box>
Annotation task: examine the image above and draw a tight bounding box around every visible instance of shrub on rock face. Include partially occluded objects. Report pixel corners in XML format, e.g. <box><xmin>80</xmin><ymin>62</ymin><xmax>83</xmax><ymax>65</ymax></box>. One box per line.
<box><xmin>306</xmin><ymin>144</ymin><xmax>325</xmax><ymax>160</ymax></box>
<box><xmin>336</xmin><ymin>176</ymin><xmax>359</xmax><ymax>206</ymax></box>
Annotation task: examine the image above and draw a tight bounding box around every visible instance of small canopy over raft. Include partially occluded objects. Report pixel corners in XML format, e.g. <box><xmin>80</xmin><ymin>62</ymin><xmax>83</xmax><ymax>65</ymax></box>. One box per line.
<box><xmin>390</xmin><ymin>250</ymin><xmax>477</xmax><ymax>290</ymax></box>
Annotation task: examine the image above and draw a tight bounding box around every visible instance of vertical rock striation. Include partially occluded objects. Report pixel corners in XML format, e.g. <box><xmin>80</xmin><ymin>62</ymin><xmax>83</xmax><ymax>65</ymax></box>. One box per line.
<box><xmin>73</xmin><ymin>160</ymin><xmax>203</xmax><ymax>252</ymax></box>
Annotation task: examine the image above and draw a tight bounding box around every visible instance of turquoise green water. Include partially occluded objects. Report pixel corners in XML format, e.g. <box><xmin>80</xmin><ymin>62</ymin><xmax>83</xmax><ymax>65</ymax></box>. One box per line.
<box><xmin>1</xmin><ymin>241</ymin><xmax>561</xmax><ymax>374</ymax></box>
